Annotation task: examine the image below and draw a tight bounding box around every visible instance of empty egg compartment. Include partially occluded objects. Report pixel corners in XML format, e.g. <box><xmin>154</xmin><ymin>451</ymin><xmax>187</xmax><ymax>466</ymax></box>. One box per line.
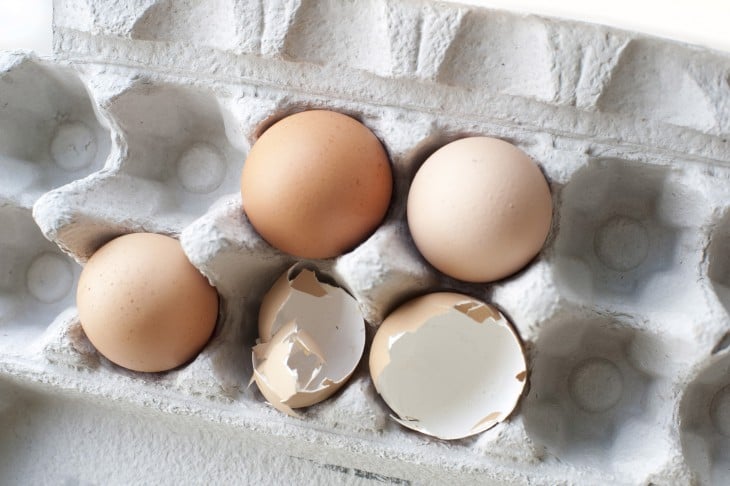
<box><xmin>707</xmin><ymin>204</ymin><xmax>730</xmax><ymax>320</ymax></box>
<box><xmin>0</xmin><ymin>201</ymin><xmax>80</xmax><ymax>357</ymax></box>
<box><xmin>99</xmin><ymin>78</ymin><xmax>246</xmax><ymax>211</ymax></box>
<box><xmin>681</xmin><ymin>346</ymin><xmax>730</xmax><ymax>485</ymax></box>
<box><xmin>32</xmin><ymin>72</ymin><xmax>258</xmax><ymax>260</ymax></box>
<box><xmin>551</xmin><ymin>157</ymin><xmax>714</xmax><ymax>327</ymax></box>
<box><xmin>522</xmin><ymin>306</ymin><xmax>689</xmax><ymax>482</ymax></box>
<box><xmin>0</xmin><ymin>53</ymin><xmax>111</xmax><ymax>209</ymax></box>
<box><xmin>681</xmin><ymin>182</ymin><xmax>730</xmax><ymax>486</ymax></box>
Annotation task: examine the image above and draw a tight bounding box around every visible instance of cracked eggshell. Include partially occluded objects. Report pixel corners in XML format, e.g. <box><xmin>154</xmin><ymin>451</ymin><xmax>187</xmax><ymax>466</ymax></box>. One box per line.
<box><xmin>252</xmin><ymin>267</ymin><xmax>365</xmax><ymax>415</ymax></box>
<box><xmin>252</xmin><ymin>321</ymin><xmax>327</xmax><ymax>415</ymax></box>
<box><xmin>369</xmin><ymin>292</ymin><xmax>527</xmax><ymax>440</ymax></box>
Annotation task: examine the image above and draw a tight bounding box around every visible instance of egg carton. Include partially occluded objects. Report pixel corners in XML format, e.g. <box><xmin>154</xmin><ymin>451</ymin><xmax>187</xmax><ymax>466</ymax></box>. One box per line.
<box><xmin>1</xmin><ymin>0</ymin><xmax>730</xmax><ymax>484</ymax></box>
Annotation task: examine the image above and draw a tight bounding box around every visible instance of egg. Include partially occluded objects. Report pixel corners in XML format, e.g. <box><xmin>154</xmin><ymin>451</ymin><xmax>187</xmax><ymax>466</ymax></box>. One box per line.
<box><xmin>369</xmin><ymin>292</ymin><xmax>527</xmax><ymax>440</ymax></box>
<box><xmin>241</xmin><ymin>110</ymin><xmax>393</xmax><ymax>259</ymax></box>
<box><xmin>407</xmin><ymin>137</ymin><xmax>552</xmax><ymax>282</ymax></box>
<box><xmin>77</xmin><ymin>232</ymin><xmax>219</xmax><ymax>372</ymax></box>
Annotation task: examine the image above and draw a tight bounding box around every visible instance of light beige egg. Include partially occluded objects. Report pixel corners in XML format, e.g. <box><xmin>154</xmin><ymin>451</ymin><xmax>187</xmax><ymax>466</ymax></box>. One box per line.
<box><xmin>77</xmin><ymin>232</ymin><xmax>219</xmax><ymax>373</ymax></box>
<box><xmin>407</xmin><ymin>137</ymin><xmax>552</xmax><ymax>282</ymax></box>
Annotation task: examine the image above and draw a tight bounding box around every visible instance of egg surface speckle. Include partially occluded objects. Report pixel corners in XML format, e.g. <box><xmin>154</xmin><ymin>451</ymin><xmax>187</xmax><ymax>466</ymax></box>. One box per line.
<box><xmin>77</xmin><ymin>232</ymin><xmax>219</xmax><ymax>373</ymax></box>
<box><xmin>407</xmin><ymin>137</ymin><xmax>552</xmax><ymax>282</ymax></box>
<box><xmin>241</xmin><ymin>110</ymin><xmax>392</xmax><ymax>259</ymax></box>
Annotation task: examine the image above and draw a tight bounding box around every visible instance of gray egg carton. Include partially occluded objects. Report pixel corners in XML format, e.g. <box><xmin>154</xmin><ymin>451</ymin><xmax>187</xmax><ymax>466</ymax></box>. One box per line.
<box><xmin>1</xmin><ymin>0</ymin><xmax>730</xmax><ymax>484</ymax></box>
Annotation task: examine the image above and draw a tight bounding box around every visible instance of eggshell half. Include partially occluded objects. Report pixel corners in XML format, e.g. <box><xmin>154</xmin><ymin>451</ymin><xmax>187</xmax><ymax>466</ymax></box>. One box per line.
<box><xmin>252</xmin><ymin>266</ymin><xmax>365</xmax><ymax>415</ymax></box>
<box><xmin>369</xmin><ymin>292</ymin><xmax>527</xmax><ymax>440</ymax></box>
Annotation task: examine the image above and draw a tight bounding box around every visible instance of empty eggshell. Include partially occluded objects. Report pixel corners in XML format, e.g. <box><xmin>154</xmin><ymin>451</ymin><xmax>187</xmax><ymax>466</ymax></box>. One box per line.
<box><xmin>252</xmin><ymin>266</ymin><xmax>365</xmax><ymax>415</ymax></box>
<box><xmin>369</xmin><ymin>292</ymin><xmax>527</xmax><ymax>440</ymax></box>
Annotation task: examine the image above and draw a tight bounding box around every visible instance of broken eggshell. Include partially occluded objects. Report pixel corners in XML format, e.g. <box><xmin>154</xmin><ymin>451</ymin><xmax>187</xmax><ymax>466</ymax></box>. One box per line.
<box><xmin>252</xmin><ymin>266</ymin><xmax>365</xmax><ymax>415</ymax></box>
<box><xmin>369</xmin><ymin>292</ymin><xmax>527</xmax><ymax>440</ymax></box>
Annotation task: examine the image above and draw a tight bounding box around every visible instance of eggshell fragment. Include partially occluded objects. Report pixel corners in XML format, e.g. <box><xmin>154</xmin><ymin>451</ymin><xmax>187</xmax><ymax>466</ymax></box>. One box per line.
<box><xmin>369</xmin><ymin>292</ymin><xmax>527</xmax><ymax>440</ymax></box>
<box><xmin>252</xmin><ymin>266</ymin><xmax>365</xmax><ymax>415</ymax></box>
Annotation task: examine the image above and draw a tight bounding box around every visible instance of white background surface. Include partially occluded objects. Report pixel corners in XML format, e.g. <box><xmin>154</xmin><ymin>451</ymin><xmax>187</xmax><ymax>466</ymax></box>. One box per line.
<box><xmin>0</xmin><ymin>0</ymin><xmax>53</xmax><ymax>54</ymax></box>
<box><xmin>0</xmin><ymin>0</ymin><xmax>729</xmax><ymax>55</ymax></box>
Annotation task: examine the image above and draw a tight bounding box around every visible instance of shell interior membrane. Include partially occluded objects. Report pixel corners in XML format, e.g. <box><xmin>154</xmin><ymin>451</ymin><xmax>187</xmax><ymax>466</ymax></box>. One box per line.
<box><xmin>373</xmin><ymin>295</ymin><xmax>526</xmax><ymax>440</ymax></box>
<box><xmin>253</xmin><ymin>268</ymin><xmax>365</xmax><ymax>414</ymax></box>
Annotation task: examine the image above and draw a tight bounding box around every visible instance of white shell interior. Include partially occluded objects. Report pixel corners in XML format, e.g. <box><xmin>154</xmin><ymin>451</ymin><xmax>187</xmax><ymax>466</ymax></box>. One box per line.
<box><xmin>0</xmin><ymin>0</ymin><xmax>728</xmax><ymax>483</ymax></box>
<box><xmin>253</xmin><ymin>268</ymin><xmax>365</xmax><ymax>412</ymax></box>
<box><xmin>373</xmin><ymin>303</ymin><xmax>526</xmax><ymax>440</ymax></box>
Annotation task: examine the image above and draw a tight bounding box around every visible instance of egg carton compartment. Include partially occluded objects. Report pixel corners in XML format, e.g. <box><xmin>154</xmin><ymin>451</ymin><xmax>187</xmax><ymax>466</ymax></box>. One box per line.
<box><xmin>32</xmin><ymin>73</ymin><xmax>258</xmax><ymax>260</ymax></box>
<box><xmin>707</xmin><ymin>209</ymin><xmax>730</xmax><ymax>318</ymax></box>
<box><xmin>551</xmin><ymin>157</ymin><xmax>718</xmax><ymax>324</ymax></box>
<box><xmin>522</xmin><ymin>306</ymin><xmax>693</xmax><ymax>482</ymax></box>
<box><xmin>97</xmin><ymin>79</ymin><xmax>245</xmax><ymax>212</ymax></box>
<box><xmin>0</xmin><ymin>53</ymin><xmax>110</xmax><ymax>210</ymax></box>
<box><xmin>0</xmin><ymin>202</ymin><xmax>80</xmax><ymax>357</ymax></box>
<box><xmin>0</xmin><ymin>0</ymin><xmax>728</xmax><ymax>484</ymax></box>
<box><xmin>681</xmin><ymin>348</ymin><xmax>730</xmax><ymax>485</ymax></box>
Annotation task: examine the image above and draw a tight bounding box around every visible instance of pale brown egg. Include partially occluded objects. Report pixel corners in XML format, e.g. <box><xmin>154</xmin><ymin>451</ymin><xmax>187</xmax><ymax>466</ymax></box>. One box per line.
<box><xmin>77</xmin><ymin>232</ymin><xmax>219</xmax><ymax>373</ymax></box>
<box><xmin>407</xmin><ymin>137</ymin><xmax>552</xmax><ymax>282</ymax></box>
<box><xmin>241</xmin><ymin>110</ymin><xmax>393</xmax><ymax>259</ymax></box>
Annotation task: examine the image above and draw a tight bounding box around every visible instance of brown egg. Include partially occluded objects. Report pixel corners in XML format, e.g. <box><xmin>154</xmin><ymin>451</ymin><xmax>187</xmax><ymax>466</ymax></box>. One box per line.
<box><xmin>77</xmin><ymin>233</ymin><xmax>219</xmax><ymax>372</ymax></box>
<box><xmin>241</xmin><ymin>110</ymin><xmax>392</xmax><ymax>259</ymax></box>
